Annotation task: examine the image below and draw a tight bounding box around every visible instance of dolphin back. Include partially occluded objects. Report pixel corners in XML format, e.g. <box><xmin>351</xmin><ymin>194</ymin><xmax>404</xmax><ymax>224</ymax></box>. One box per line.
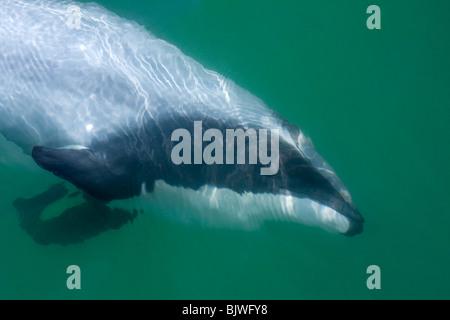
<box><xmin>0</xmin><ymin>0</ymin><xmax>280</xmax><ymax>152</ymax></box>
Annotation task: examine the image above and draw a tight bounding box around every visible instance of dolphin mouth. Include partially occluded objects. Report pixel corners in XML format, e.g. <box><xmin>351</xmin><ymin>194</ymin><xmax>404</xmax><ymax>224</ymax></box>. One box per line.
<box><xmin>339</xmin><ymin>205</ymin><xmax>364</xmax><ymax>236</ymax></box>
<box><xmin>344</xmin><ymin>218</ymin><xmax>364</xmax><ymax>236</ymax></box>
<box><xmin>338</xmin><ymin>207</ymin><xmax>364</xmax><ymax>236</ymax></box>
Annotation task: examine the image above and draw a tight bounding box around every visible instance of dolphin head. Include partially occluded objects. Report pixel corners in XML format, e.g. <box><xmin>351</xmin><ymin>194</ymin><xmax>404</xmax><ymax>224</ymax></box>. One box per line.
<box><xmin>279</xmin><ymin>126</ymin><xmax>364</xmax><ymax>236</ymax></box>
<box><xmin>31</xmin><ymin>145</ymin><xmax>143</xmax><ymax>202</ymax></box>
<box><xmin>280</xmin><ymin>161</ymin><xmax>364</xmax><ymax>236</ymax></box>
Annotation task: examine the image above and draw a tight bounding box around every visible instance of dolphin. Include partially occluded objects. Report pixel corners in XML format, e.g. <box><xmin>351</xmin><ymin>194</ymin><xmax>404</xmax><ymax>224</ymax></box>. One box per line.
<box><xmin>0</xmin><ymin>0</ymin><xmax>363</xmax><ymax>236</ymax></box>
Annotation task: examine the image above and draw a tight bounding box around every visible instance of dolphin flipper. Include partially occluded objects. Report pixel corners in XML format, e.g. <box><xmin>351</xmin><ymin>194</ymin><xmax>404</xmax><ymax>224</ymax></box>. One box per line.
<box><xmin>13</xmin><ymin>183</ymin><xmax>138</xmax><ymax>246</ymax></box>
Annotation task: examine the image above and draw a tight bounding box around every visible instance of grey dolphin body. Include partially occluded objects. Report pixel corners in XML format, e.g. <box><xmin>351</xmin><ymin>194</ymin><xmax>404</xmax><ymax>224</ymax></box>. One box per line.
<box><xmin>0</xmin><ymin>0</ymin><xmax>363</xmax><ymax>235</ymax></box>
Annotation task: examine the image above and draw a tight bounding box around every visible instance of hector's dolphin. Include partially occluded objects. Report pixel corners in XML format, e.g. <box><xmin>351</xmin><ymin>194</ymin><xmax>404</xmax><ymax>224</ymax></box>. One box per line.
<box><xmin>0</xmin><ymin>0</ymin><xmax>363</xmax><ymax>236</ymax></box>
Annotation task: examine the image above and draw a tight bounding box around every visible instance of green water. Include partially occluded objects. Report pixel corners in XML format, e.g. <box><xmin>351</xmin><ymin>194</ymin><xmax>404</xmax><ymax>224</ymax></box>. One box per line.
<box><xmin>1</xmin><ymin>0</ymin><xmax>450</xmax><ymax>299</ymax></box>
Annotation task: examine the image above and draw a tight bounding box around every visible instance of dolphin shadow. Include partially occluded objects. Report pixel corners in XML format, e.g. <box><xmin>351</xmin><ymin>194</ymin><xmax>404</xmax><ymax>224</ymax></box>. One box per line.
<box><xmin>13</xmin><ymin>183</ymin><xmax>138</xmax><ymax>246</ymax></box>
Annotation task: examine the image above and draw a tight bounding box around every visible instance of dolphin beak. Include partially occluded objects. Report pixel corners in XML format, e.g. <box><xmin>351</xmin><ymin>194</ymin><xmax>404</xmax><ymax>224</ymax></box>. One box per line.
<box><xmin>344</xmin><ymin>214</ymin><xmax>364</xmax><ymax>236</ymax></box>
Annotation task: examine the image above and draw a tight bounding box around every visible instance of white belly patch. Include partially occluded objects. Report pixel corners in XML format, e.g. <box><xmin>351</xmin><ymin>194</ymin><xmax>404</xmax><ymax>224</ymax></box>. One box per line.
<box><xmin>110</xmin><ymin>179</ymin><xmax>351</xmax><ymax>234</ymax></box>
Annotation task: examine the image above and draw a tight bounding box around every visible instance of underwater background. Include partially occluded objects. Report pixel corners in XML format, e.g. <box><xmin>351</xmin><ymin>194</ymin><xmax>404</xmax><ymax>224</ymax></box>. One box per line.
<box><xmin>1</xmin><ymin>0</ymin><xmax>449</xmax><ymax>299</ymax></box>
